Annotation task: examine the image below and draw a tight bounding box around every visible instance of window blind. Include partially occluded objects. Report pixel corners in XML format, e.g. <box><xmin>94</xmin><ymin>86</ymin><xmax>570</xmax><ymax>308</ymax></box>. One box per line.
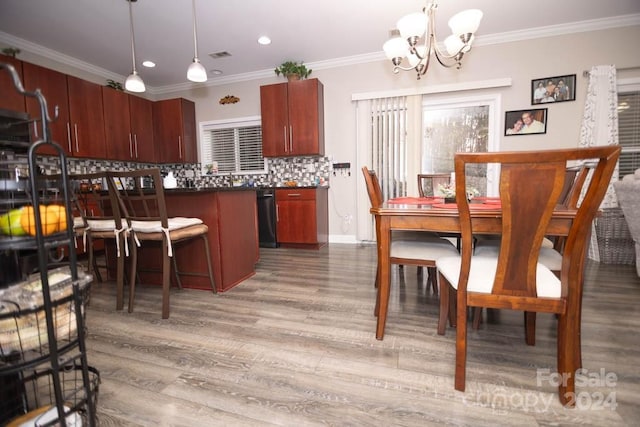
<box><xmin>618</xmin><ymin>91</ymin><xmax>640</xmax><ymax>177</ymax></box>
<box><xmin>200</xmin><ymin>118</ymin><xmax>265</xmax><ymax>174</ymax></box>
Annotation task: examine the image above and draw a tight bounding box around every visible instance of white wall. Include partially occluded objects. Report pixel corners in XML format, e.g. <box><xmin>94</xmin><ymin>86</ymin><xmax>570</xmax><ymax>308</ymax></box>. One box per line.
<box><xmin>13</xmin><ymin>25</ymin><xmax>640</xmax><ymax>242</ymax></box>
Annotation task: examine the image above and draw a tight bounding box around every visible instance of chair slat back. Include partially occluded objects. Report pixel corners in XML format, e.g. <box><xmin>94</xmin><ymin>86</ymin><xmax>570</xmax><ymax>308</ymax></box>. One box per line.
<box><xmin>67</xmin><ymin>171</ymin><xmax>123</xmax><ymax>228</ymax></box>
<box><xmin>106</xmin><ymin>169</ymin><xmax>169</xmax><ymax>228</ymax></box>
<box><xmin>417</xmin><ymin>173</ymin><xmax>451</xmax><ymax>197</ymax></box>
<box><xmin>454</xmin><ymin>146</ymin><xmax>620</xmax><ymax>302</ymax></box>
<box><xmin>362</xmin><ymin>166</ymin><xmax>383</xmax><ymax>208</ymax></box>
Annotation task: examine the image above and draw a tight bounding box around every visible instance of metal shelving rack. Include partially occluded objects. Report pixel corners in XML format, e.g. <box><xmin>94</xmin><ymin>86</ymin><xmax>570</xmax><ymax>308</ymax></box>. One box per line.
<box><xmin>0</xmin><ymin>63</ymin><xmax>99</xmax><ymax>426</ymax></box>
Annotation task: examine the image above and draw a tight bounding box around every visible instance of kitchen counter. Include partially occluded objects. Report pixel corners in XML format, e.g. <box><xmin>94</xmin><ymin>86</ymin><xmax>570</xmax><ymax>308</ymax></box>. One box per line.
<box><xmin>135</xmin><ymin>187</ymin><xmax>259</xmax><ymax>292</ymax></box>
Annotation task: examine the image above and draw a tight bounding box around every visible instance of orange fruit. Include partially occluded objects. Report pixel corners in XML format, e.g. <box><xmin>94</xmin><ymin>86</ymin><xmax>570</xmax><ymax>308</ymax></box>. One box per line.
<box><xmin>20</xmin><ymin>205</ymin><xmax>59</xmax><ymax>236</ymax></box>
<box><xmin>47</xmin><ymin>204</ymin><xmax>67</xmax><ymax>232</ymax></box>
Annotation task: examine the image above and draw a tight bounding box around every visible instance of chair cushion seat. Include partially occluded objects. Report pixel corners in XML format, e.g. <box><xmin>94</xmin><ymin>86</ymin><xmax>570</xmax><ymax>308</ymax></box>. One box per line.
<box><xmin>436</xmin><ymin>254</ymin><xmax>561</xmax><ymax>298</ymax></box>
<box><xmin>474</xmin><ymin>240</ymin><xmax>562</xmax><ymax>272</ymax></box>
<box><xmin>391</xmin><ymin>238</ymin><xmax>459</xmax><ymax>261</ymax></box>
<box><xmin>130</xmin><ymin>217</ymin><xmax>203</xmax><ymax>233</ymax></box>
<box><xmin>133</xmin><ymin>223</ymin><xmax>209</xmax><ymax>241</ymax></box>
<box><xmin>86</xmin><ymin>218</ymin><xmax>117</xmax><ymax>231</ymax></box>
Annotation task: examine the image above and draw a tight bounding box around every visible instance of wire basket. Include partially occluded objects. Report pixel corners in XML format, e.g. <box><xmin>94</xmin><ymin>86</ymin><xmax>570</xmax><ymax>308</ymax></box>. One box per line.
<box><xmin>2</xmin><ymin>363</ymin><xmax>100</xmax><ymax>426</ymax></box>
<box><xmin>595</xmin><ymin>207</ymin><xmax>636</xmax><ymax>265</ymax></box>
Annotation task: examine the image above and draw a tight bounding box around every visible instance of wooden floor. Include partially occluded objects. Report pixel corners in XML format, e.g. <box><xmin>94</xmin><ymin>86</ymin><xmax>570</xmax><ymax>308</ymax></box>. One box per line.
<box><xmin>85</xmin><ymin>244</ymin><xmax>640</xmax><ymax>426</ymax></box>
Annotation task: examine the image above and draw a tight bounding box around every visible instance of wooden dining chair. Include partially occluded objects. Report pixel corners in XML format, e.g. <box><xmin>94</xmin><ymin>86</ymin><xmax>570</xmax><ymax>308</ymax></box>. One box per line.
<box><xmin>473</xmin><ymin>164</ymin><xmax>592</xmax><ymax>336</ymax></box>
<box><xmin>417</xmin><ymin>173</ymin><xmax>451</xmax><ymax>197</ymax></box>
<box><xmin>67</xmin><ymin>172</ymin><xmax>129</xmax><ymax>309</ymax></box>
<box><xmin>435</xmin><ymin>146</ymin><xmax>619</xmax><ymax>406</ymax></box>
<box><xmin>362</xmin><ymin>166</ymin><xmax>458</xmax><ymax>310</ymax></box>
<box><xmin>106</xmin><ymin>168</ymin><xmax>215</xmax><ymax>319</ymax></box>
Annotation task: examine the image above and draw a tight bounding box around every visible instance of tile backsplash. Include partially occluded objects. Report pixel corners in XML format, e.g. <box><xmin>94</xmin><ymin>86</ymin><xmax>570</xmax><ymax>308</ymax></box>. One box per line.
<box><xmin>33</xmin><ymin>155</ymin><xmax>332</xmax><ymax>188</ymax></box>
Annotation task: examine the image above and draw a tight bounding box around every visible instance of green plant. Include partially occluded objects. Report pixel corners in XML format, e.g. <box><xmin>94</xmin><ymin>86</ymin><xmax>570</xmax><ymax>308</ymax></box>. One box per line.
<box><xmin>106</xmin><ymin>79</ymin><xmax>124</xmax><ymax>91</ymax></box>
<box><xmin>274</xmin><ymin>61</ymin><xmax>312</xmax><ymax>79</ymax></box>
<box><xmin>1</xmin><ymin>47</ymin><xmax>20</xmax><ymax>58</ymax></box>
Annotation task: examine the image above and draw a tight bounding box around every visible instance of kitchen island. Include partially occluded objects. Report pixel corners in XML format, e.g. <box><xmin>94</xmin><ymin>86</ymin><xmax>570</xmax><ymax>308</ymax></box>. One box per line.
<box><xmin>133</xmin><ymin>187</ymin><xmax>259</xmax><ymax>292</ymax></box>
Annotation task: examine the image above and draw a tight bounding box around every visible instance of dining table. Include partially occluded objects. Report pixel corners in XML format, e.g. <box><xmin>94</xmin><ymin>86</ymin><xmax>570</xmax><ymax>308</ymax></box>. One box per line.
<box><xmin>370</xmin><ymin>196</ymin><xmax>578</xmax><ymax>340</ymax></box>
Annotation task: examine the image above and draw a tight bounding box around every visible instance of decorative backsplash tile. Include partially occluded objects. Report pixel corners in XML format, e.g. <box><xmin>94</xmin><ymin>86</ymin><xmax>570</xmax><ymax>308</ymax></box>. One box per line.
<box><xmin>29</xmin><ymin>155</ymin><xmax>331</xmax><ymax>189</ymax></box>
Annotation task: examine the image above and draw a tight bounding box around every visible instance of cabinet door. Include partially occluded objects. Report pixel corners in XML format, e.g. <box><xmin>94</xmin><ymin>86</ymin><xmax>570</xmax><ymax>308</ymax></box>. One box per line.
<box><xmin>288</xmin><ymin>79</ymin><xmax>324</xmax><ymax>156</ymax></box>
<box><xmin>276</xmin><ymin>199</ymin><xmax>317</xmax><ymax>243</ymax></box>
<box><xmin>0</xmin><ymin>54</ymin><xmax>25</xmax><ymax>112</ymax></box>
<box><xmin>102</xmin><ymin>87</ymin><xmax>132</xmax><ymax>160</ymax></box>
<box><xmin>22</xmin><ymin>62</ymin><xmax>71</xmax><ymax>155</ymax></box>
<box><xmin>67</xmin><ymin>76</ymin><xmax>106</xmax><ymax>158</ymax></box>
<box><xmin>129</xmin><ymin>95</ymin><xmax>154</xmax><ymax>162</ymax></box>
<box><xmin>153</xmin><ymin>98</ymin><xmax>196</xmax><ymax>163</ymax></box>
<box><xmin>260</xmin><ymin>83</ymin><xmax>289</xmax><ymax>157</ymax></box>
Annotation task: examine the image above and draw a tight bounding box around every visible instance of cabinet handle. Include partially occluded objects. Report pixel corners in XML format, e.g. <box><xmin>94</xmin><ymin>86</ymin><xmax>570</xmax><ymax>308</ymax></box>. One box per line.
<box><xmin>74</xmin><ymin>124</ymin><xmax>79</xmax><ymax>153</ymax></box>
<box><xmin>129</xmin><ymin>133</ymin><xmax>133</xmax><ymax>158</ymax></box>
<box><xmin>276</xmin><ymin>205</ymin><xmax>279</xmax><ymax>222</ymax></box>
<box><xmin>283</xmin><ymin>126</ymin><xmax>288</xmax><ymax>153</ymax></box>
<box><xmin>66</xmin><ymin>122</ymin><xmax>72</xmax><ymax>152</ymax></box>
<box><xmin>33</xmin><ymin>122</ymin><xmax>38</xmax><ymax>138</ymax></box>
<box><xmin>287</xmin><ymin>193</ymin><xmax>301</xmax><ymax>197</ymax></box>
<box><xmin>178</xmin><ymin>136</ymin><xmax>182</xmax><ymax>159</ymax></box>
<box><xmin>134</xmin><ymin>134</ymin><xmax>139</xmax><ymax>158</ymax></box>
<box><xmin>289</xmin><ymin>125</ymin><xmax>293</xmax><ymax>152</ymax></box>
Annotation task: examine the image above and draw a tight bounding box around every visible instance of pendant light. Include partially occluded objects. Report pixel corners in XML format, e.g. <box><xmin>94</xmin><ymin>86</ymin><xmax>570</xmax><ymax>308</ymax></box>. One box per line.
<box><xmin>125</xmin><ymin>0</ymin><xmax>145</xmax><ymax>92</ymax></box>
<box><xmin>187</xmin><ymin>0</ymin><xmax>207</xmax><ymax>82</ymax></box>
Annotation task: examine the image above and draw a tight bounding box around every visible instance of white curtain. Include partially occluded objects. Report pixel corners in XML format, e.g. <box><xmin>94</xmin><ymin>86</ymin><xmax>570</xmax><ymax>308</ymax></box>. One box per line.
<box><xmin>579</xmin><ymin>65</ymin><xmax>619</xmax><ymax>260</ymax></box>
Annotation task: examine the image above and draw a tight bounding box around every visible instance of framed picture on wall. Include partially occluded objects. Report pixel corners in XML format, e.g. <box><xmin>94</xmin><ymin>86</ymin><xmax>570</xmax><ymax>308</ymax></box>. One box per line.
<box><xmin>504</xmin><ymin>108</ymin><xmax>547</xmax><ymax>136</ymax></box>
<box><xmin>531</xmin><ymin>74</ymin><xmax>576</xmax><ymax>104</ymax></box>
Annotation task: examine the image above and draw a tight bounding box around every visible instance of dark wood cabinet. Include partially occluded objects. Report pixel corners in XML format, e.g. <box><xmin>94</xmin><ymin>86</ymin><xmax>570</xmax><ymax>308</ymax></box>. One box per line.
<box><xmin>22</xmin><ymin>62</ymin><xmax>71</xmax><ymax>156</ymax></box>
<box><xmin>276</xmin><ymin>187</ymin><xmax>328</xmax><ymax>248</ymax></box>
<box><xmin>102</xmin><ymin>87</ymin><xmax>131</xmax><ymax>160</ymax></box>
<box><xmin>153</xmin><ymin>98</ymin><xmax>197</xmax><ymax>163</ymax></box>
<box><xmin>260</xmin><ymin>78</ymin><xmax>324</xmax><ymax>157</ymax></box>
<box><xmin>102</xmin><ymin>88</ymin><xmax>155</xmax><ymax>162</ymax></box>
<box><xmin>0</xmin><ymin>54</ymin><xmax>26</xmax><ymax>113</ymax></box>
<box><xmin>129</xmin><ymin>94</ymin><xmax>154</xmax><ymax>162</ymax></box>
<box><xmin>66</xmin><ymin>76</ymin><xmax>106</xmax><ymax>158</ymax></box>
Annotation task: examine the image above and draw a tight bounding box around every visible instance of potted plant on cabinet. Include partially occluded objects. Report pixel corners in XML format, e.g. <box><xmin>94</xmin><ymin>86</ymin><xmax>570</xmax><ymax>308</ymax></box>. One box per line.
<box><xmin>274</xmin><ymin>61</ymin><xmax>312</xmax><ymax>81</ymax></box>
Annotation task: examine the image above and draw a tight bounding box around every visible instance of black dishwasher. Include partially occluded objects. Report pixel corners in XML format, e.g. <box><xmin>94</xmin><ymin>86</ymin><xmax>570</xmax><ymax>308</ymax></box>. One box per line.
<box><xmin>257</xmin><ymin>188</ymin><xmax>278</xmax><ymax>248</ymax></box>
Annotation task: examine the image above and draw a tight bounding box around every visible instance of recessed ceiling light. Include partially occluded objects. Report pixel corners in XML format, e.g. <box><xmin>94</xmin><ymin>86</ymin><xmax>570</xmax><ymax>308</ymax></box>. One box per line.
<box><xmin>142</xmin><ymin>60</ymin><xmax>156</xmax><ymax>68</ymax></box>
<box><xmin>257</xmin><ymin>36</ymin><xmax>271</xmax><ymax>45</ymax></box>
<box><xmin>210</xmin><ymin>69</ymin><xmax>223</xmax><ymax>76</ymax></box>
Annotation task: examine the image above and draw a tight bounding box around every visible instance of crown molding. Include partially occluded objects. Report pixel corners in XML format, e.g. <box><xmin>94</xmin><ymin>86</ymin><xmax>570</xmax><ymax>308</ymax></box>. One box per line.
<box><xmin>2</xmin><ymin>13</ymin><xmax>639</xmax><ymax>94</ymax></box>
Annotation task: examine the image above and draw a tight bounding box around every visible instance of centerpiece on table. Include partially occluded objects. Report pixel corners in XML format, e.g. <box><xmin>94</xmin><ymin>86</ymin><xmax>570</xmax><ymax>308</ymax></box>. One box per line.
<box><xmin>436</xmin><ymin>183</ymin><xmax>480</xmax><ymax>203</ymax></box>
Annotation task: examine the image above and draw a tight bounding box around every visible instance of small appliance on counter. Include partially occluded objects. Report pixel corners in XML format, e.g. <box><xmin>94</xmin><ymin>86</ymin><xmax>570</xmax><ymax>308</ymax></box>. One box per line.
<box><xmin>163</xmin><ymin>171</ymin><xmax>177</xmax><ymax>189</ymax></box>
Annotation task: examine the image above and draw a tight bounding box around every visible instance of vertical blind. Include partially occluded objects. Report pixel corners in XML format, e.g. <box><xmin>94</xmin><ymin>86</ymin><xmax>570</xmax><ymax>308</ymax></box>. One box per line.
<box><xmin>200</xmin><ymin>119</ymin><xmax>264</xmax><ymax>173</ymax></box>
<box><xmin>371</xmin><ymin>96</ymin><xmax>408</xmax><ymax>201</ymax></box>
<box><xmin>618</xmin><ymin>91</ymin><xmax>640</xmax><ymax>177</ymax></box>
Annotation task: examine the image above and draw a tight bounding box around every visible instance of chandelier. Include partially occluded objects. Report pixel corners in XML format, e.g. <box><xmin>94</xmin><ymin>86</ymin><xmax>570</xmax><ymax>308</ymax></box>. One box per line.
<box><xmin>383</xmin><ymin>1</ymin><xmax>482</xmax><ymax>80</ymax></box>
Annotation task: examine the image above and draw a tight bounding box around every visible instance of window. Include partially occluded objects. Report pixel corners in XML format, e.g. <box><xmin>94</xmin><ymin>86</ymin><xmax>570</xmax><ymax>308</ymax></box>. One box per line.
<box><xmin>618</xmin><ymin>91</ymin><xmax>640</xmax><ymax>177</ymax></box>
<box><xmin>200</xmin><ymin>116</ymin><xmax>266</xmax><ymax>174</ymax></box>
<box><xmin>421</xmin><ymin>95</ymin><xmax>501</xmax><ymax>196</ymax></box>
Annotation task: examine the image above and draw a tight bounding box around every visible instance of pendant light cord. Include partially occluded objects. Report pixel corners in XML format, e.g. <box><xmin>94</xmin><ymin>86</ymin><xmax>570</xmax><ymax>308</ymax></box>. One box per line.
<box><xmin>129</xmin><ymin>0</ymin><xmax>138</xmax><ymax>72</ymax></box>
<box><xmin>191</xmin><ymin>0</ymin><xmax>199</xmax><ymax>61</ymax></box>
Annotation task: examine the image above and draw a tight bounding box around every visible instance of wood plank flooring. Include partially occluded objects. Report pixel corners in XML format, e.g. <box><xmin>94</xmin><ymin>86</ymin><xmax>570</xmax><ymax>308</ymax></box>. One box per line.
<box><xmin>84</xmin><ymin>244</ymin><xmax>640</xmax><ymax>426</ymax></box>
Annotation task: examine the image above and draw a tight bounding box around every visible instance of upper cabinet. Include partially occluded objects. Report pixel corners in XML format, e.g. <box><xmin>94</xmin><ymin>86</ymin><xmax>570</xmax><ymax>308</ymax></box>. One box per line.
<box><xmin>129</xmin><ymin>95</ymin><xmax>154</xmax><ymax>162</ymax></box>
<box><xmin>0</xmin><ymin>54</ymin><xmax>26</xmax><ymax>113</ymax></box>
<box><xmin>153</xmin><ymin>98</ymin><xmax>197</xmax><ymax>163</ymax></box>
<box><xmin>22</xmin><ymin>62</ymin><xmax>71</xmax><ymax>156</ymax></box>
<box><xmin>260</xmin><ymin>78</ymin><xmax>324</xmax><ymax>157</ymax></box>
<box><xmin>66</xmin><ymin>76</ymin><xmax>107</xmax><ymax>159</ymax></box>
<box><xmin>102</xmin><ymin>87</ymin><xmax>155</xmax><ymax>162</ymax></box>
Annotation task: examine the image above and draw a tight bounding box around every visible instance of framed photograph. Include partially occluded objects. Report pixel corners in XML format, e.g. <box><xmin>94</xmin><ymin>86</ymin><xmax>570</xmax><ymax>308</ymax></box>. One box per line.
<box><xmin>531</xmin><ymin>74</ymin><xmax>576</xmax><ymax>105</ymax></box>
<box><xmin>504</xmin><ymin>108</ymin><xmax>547</xmax><ymax>136</ymax></box>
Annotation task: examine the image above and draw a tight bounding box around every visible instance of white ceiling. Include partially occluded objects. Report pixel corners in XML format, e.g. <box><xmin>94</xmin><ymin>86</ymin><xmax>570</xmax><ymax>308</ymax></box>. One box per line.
<box><xmin>1</xmin><ymin>0</ymin><xmax>639</xmax><ymax>92</ymax></box>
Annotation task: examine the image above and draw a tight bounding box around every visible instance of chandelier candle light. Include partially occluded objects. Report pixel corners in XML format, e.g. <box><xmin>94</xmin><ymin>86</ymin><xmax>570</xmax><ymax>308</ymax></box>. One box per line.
<box><xmin>383</xmin><ymin>0</ymin><xmax>482</xmax><ymax>80</ymax></box>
